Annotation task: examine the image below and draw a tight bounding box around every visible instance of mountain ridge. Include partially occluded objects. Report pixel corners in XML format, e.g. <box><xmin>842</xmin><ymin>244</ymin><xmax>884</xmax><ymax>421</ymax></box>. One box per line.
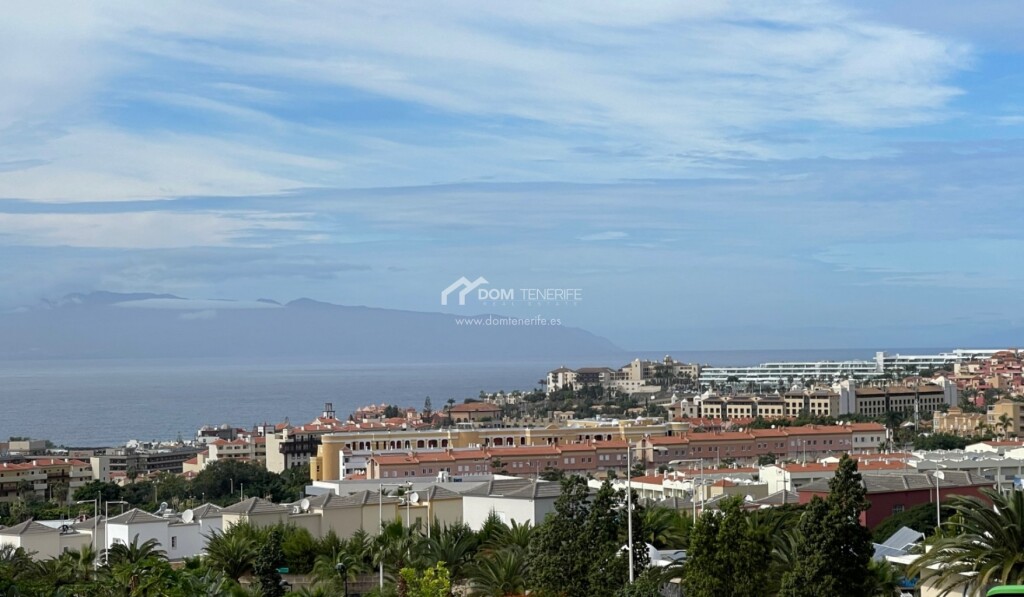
<box><xmin>1</xmin><ymin>291</ymin><xmax>623</xmax><ymax>362</ymax></box>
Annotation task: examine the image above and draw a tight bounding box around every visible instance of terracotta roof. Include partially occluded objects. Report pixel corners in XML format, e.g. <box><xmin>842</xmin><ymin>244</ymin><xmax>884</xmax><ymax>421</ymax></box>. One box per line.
<box><xmin>557</xmin><ymin>444</ymin><xmax>597</xmax><ymax>452</ymax></box>
<box><xmin>449</xmin><ymin>402</ymin><xmax>502</xmax><ymax>413</ymax></box>
<box><xmin>785</xmin><ymin>425</ymin><xmax>853</xmax><ymax>435</ymax></box>
<box><xmin>686</xmin><ymin>432</ymin><xmax>755</xmax><ymax>442</ymax></box>
<box><xmin>487</xmin><ymin>446</ymin><xmax>560</xmax><ymax>457</ymax></box>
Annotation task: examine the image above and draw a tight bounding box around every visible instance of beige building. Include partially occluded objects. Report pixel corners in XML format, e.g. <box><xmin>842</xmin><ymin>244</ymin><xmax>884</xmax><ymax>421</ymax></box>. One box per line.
<box><xmin>933</xmin><ymin>406</ymin><xmax>987</xmax><ymax>436</ymax></box>
<box><xmin>448</xmin><ymin>402</ymin><xmax>503</xmax><ymax>423</ymax></box>
<box><xmin>0</xmin><ymin>520</ymin><xmax>91</xmax><ymax>559</ymax></box>
<box><xmin>208</xmin><ymin>437</ymin><xmax>266</xmax><ymax>464</ymax></box>
<box><xmin>988</xmin><ymin>398</ymin><xmax>1024</xmax><ymax>437</ymax></box>
<box><xmin>312</xmin><ymin>420</ymin><xmax>666</xmax><ymax>481</ymax></box>
<box><xmin>838</xmin><ymin>381</ymin><xmax>957</xmax><ymax>417</ymax></box>
<box><xmin>0</xmin><ymin>462</ymin><xmax>47</xmax><ymax>503</ymax></box>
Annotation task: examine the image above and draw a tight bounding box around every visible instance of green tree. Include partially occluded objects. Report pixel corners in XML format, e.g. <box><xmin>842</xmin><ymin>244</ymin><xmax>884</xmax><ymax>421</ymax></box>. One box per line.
<box><xmin>528</xmin><ymin>477</ymin><xmax>643</xmax><ymax>597</ymax></box>
<box><xmin>778</xmin><ymin>454</ymin><xmax>873</xmax><ymax>597</ymax></box>
<box><xmin>528</xmin><ymin>476</ymin><xmax>592</xmax><ymax>596</ymax></box>
<box><xmin>401</xmin><ymin>562</ymin><xmax>451</xmax><ymax>597</ymax></box>
<box><xmin>374</xmin><ymin>519</ymin><xmax>423</xmax><ymax>595</ymax></box>
<box><xmin>204</xmin><ymin>527</ymin><xmax>257</xmax><ymax>581</ymax></box>
<box><xmin>73</xmin><ymin>480</ymin><xmax>124</xmax><ymax>503</ymax></box>
<box><xmin>420</xmin><ymin>521</ymin><xmax>478</xmax><ymax>581</ymax></box>
<box><xmin>468</xmin><ymin>549</ymin><xmax>530</xmax><ymax>597</ymax></box>
<box><xmin>252</xmin><ymin>527</ymin><xmax>286</xmax><ymax>597</ymax></box>
<box><xmin>681</xmin><ymin>497</ymin><xmax>771</xmax><ymax>597</ymax></box>
<box><xmin>871</xmin><ymin>501</ymin><xmax>953</xmax><ymax>542</ymax></box>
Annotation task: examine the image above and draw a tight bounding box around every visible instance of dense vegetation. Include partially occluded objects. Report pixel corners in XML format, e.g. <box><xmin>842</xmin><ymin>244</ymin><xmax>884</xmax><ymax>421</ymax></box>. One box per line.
<box><xmin>10</xmin><ymin>454</ymin><xmax>1023</xmax><ymax>596</ymax></box>
<box><xmin>0</xmin><ymin>476</ymin><xmax>669</xmax><ymax>597</ymax></box>
<box><xmin>0</xmin><ymin>460</ymin><xmax>311</xmax><ymax>527</ymax></box>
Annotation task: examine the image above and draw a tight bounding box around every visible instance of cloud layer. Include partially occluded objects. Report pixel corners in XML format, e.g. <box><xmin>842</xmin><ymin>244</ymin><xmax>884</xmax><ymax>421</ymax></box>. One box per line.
<box><xmin>0</xmin><ymin>2</ymin><xmax>1021</xmax><ymax>349</ymax></box>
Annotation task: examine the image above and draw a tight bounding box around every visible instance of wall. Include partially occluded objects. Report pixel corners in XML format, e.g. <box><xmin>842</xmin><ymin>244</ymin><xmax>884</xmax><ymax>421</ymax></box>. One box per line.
<box><xmin>107</xmin><ymin>521</ymin><xmax>167</xmax><ymax>555</ymax></box>
<box><xmin>462</xmin><ymin>496</ymin><xmax>554</xmax><ymax>530</ymax></box>
<box><xmin>166</xmin><ymin>522</ymin><xmax>205</xmax><ymax>560</ymax></box>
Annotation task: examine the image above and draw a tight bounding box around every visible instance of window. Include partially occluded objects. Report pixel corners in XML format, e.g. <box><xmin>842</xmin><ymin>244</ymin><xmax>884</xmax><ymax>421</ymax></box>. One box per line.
<box><xmin>892</xmin><ymin>504</ymin><xmax>905</xmax><ymax>515</ymax></box>
<box><xmin>171</xmin><ymin>536</ymin><xmax>178</xmax><ymax>549</ymax></box>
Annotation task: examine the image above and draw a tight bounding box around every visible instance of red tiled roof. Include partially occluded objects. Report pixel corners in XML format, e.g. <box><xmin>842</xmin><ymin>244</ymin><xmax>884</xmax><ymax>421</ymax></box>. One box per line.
<box><xmin>450</xmin><ymin>402</ymin><xmax>502</xmax><ymax>413</ymax></box>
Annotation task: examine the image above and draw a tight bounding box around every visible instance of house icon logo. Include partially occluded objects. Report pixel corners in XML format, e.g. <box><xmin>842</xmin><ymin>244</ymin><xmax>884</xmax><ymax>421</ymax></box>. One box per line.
<box><xmin>441</xmin><ymin>276</ymin><xmax>489</xmax><ymax>306</ymax></box>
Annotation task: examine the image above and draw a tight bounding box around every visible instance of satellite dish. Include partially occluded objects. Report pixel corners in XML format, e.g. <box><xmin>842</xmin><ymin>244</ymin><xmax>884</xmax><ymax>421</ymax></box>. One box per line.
<box><xmin>408</xmin><ymin>492</ymin><xmax>420</xmax><ymax>504</ymax></box>
<box><xmin>300</xmin><ymin>498</ymin><xmax>311</xmax><ymax>512</ymax></box>
<box><xmin>181</xmin><ymin>509</ymin><xmax>195</xmax><ymax>524</ymax></box>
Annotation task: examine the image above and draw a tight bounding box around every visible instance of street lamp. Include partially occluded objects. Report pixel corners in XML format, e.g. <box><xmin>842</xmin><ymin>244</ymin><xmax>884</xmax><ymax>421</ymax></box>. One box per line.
<box><xmin>74</xmin><ymin>498</ymin><xmax>99</xmax><ymax>558</ymax></box>
<box><xmin>671</xmin><ymin>459</ymin><xmax>705</xmax><ymax>522</ymax></box>
<box><xmin>335</xmin><ymin>561</ymin><xmax>349</xmax><ymax>597</ymax></box>
<box><xmin>377</xmin><ymin>481</ymin><xmax>413</xmax><ymax>589</ymax></box>
<box><xmin>933</xmin><ymin>470</ymin><xmax>946</xmax><ymax>531</ymax></box>
<box><xmin>625</xmin><ymin>440</ymin><xmax>647</xmax><ymax>585</ymax></box>
<box><xmin>103</xmin><ymin>500</ymin><xmax>128</xmax><ymax>564</ymax></box>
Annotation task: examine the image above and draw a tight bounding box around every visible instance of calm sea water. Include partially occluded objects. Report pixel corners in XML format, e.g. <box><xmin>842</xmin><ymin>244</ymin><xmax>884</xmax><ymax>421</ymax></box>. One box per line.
<box><xmin>0</xmin><ymin>348</ymin><xmax>942</xmax><ymax>446</ymax></box>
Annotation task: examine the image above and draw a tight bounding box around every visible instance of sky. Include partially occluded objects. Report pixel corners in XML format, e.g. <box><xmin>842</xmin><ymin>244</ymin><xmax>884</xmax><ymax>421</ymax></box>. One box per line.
<box><xmin>1</xmin><ymin>1</ymin><xmax>1023</xmax><ymax>351</ymax></box>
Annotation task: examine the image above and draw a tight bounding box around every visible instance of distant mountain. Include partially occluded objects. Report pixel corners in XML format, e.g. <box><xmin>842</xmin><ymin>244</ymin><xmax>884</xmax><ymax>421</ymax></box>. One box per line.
<box><xmin>0</xmin><ymin>291</ymin><xmax>622</xmax><ymax>361</ymax></box>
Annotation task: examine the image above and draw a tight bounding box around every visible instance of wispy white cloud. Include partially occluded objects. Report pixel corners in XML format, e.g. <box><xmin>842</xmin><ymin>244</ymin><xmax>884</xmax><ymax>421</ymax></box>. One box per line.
<box><xmin>0</xmin><ymin>210</ymin><xmax>312</xmax><ymax>248</ymax></box>
<box><xmin>0</xmin><ymin>2</ymin><xmax>973</xmax><ymax>202</ymax></box>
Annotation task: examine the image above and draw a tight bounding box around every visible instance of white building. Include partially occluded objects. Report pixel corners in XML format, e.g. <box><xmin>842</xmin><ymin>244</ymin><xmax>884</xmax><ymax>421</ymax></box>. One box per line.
<box><xmin>460</xmin><ymin>479</ymin><xmax>560</xmax><ymax>530</ymax></box>
<box><xmin>0</xmin><ymin>519</ymin><xmax>91</xmax><ymax>559</ymax></box>
<box><xmin>104</xmin><ymin>504</ymin><xmax>223</xmax><ymax>561</ymax></box>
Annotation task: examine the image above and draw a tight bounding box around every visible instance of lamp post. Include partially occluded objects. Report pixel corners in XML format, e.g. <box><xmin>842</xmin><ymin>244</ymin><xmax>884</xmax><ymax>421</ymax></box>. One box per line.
<box><xmin>74</xmin><ymin>498</ymin><xmax>99</xmax><ymax>558</ymax></box>
<box><xmin>934</xmin><ymin>470</ymin><xmax>946</xmax><ymax>531</ymax></box>
<box><xmin>335</xmin><ymin>561</ymin><xmax>349</xmax><ymax>597</ymax></box>
<box><xmin>377</xmin><ymin>481</ymin><xmax>413</xmax><ymax>589</ymax></box>
<box><xmin>625</xmin><ymin>440</ymin><xmax>645</xmax><ymax>584</ymax></box>
<box><xmin>672</xmin><ymin>459</ymin><xmax>705</xmax><ymax>523</ymax></box>
<box><xmin>103</xmin><ymin>500</ymin><xmax>128</xmax><ymax>564</ymax></box>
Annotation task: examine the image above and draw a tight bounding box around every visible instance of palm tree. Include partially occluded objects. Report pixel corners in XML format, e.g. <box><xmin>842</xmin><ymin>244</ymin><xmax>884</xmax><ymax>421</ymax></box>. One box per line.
<box><xmin>105</xmin><ymin>535</ymin><xmax>166</xmax><ymax>566</ymax></box>
<box><xmin>640</xmin><ymin>507</ymin><xmax>687</xmax><ymax>550</ymax></box>
<box><xmin>99</xmin><ymin>536</ymin><xmax>173</xmax><ymax>596</ymax></box>
<box><xmin>312</xmin><ymin>548</ymin><xmax>365</xmax><ymax>595</ymax></box>
<box><xmin>173</xmin><ymin>567</ymin><xmax>239</xmax><ymax>597</ymax></box>
<box><xmin>490</xmin><ymin>520</ymin><xmax>533</xmax><ymax>553</ymax></box>
<box><xmin>866</xmin><ymin>559</ymin><xmax>903</xmax><ymax>596</ymax></box>
<box><xmin>204</xmin><ymin>529</ymin><xmax>257</xmax><ymax>582</ymax></box>
<box><xmin>467</xmin><ymin>548</ymin><xmax>529</xmax><ymax>597</ymax></box>
<box><xmin>998</xmin><ymin>413</ymin><xmax>1013</xmax><ymax>438</ymax></box>
<box><xmin>421</xmin><ymin>522</ymin><xmax>478</xmax><ymax>580</ymax></box>
<box><xmin>909</xmin><ymin>488</ymin><xmax>1024</xmax><ymax>594</ymax></box>
<box><xmin>374</xmin><ymin>519</ymin><xmax>424</xmax><ymax>593</ymax></box>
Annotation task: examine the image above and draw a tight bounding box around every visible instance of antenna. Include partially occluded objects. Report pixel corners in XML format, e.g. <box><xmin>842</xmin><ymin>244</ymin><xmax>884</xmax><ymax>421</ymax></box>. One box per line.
<box><xmin>300</xmin><ymin>498</ymin><xmax>311</xmax><ymax>512</ymax></box>
<box><xmin>181</xmin><ymin>509</ymin><xmax>194</xmax><ymax>524</ymax></box>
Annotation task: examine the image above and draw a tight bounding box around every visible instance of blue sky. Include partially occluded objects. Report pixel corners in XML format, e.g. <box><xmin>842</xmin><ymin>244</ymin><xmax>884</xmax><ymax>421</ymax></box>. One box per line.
<box><xmin>1</xmin><ymin>1</ymin><xmax>1023</xmax><ymax>350</ymax></box>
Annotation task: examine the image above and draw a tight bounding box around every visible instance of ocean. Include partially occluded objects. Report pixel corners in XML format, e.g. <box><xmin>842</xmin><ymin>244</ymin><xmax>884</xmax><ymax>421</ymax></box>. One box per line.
<box><xmin>0</xmin><ymin>348</ymin><xmax>943</xmax><ymax>446</ymax></box>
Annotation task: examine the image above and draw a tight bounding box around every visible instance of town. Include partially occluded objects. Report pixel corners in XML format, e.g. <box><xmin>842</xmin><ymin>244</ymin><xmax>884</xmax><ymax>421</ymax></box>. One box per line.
<box><xmin>3</xmin><ymin>348</ymin><xmax>1024</xmax><ymax>595</ymax></box>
